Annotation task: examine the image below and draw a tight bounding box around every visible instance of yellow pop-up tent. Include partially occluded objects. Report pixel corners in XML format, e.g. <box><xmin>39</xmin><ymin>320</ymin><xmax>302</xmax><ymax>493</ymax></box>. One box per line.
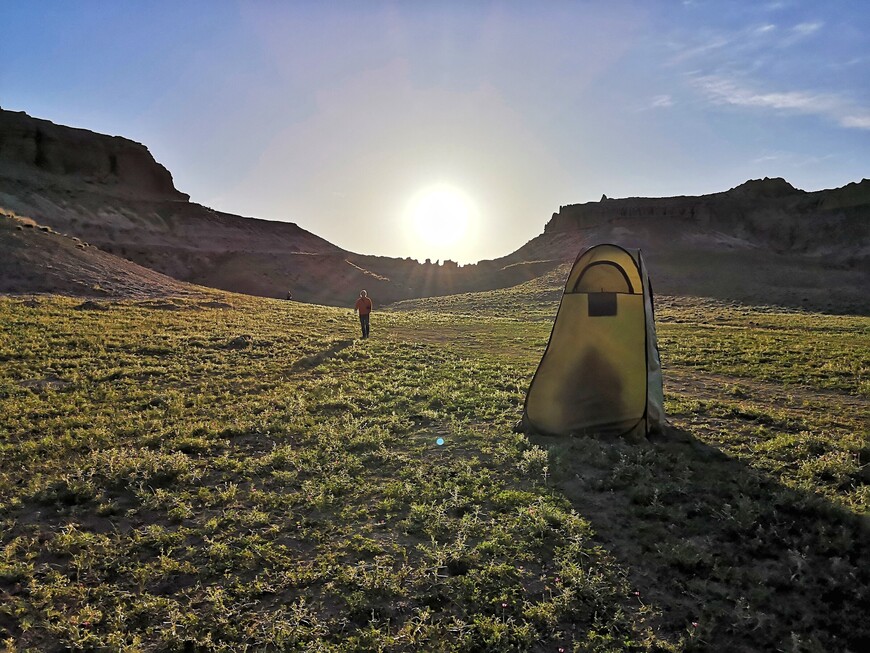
<box><xmin>520</xmin><ymin>244</ymin><xmax>665</xmax><ymax>440</ymax></box>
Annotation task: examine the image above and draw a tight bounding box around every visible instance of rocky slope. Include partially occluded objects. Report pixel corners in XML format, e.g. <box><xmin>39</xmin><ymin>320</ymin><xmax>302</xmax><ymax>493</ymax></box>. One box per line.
<box><xmin>496</xmin><ymin>177</ymin><xmax>870</xmax><ymax>313</ymax></box>
<box><xmin>0</xmin><ymin>109</ymin><xmax>545</xmax><ymax>305</ymax></box>
<box><xmin>1</xmin><ymin>108</ymin><xmax>867</xmax><ymax>312</ymax></box>
<box><xmin>0</xmin><ymin>210</ymin><xmax>204</xmax><ymax>298</ymax></box>
<box><xmin>544</xmin><ymin>177</ymin><xmax>869</xmax><ymax>264</ymax></box>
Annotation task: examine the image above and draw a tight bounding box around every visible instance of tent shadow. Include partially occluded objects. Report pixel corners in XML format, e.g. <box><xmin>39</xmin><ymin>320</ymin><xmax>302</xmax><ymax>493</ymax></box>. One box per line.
<box><xmin>528</xmin><ymin>425</ymin><xmax>870</xmax><ymax>652</ymax></box>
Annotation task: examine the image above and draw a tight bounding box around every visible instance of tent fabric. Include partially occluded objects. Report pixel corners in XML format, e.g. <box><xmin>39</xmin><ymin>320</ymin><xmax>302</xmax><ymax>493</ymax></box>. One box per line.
<box><xmin>522</xmin><ymin>244</ymin><xmax>666</xmax><ymax>439</ymax></box>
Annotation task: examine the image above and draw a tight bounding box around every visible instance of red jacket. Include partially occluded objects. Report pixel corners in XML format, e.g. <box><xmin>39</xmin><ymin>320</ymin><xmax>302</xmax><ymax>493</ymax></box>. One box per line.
<box><xmin>355</xmin><ymin>296</ymin><xmax>372</xmax><ymax>316</ymax></box>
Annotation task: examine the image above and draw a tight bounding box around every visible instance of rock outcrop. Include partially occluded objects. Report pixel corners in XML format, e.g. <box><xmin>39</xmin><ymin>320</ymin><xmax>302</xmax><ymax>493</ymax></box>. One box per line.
<box><xmin>544</xmin><ymin>176</ymin><xmax>870</xmax><ymax>263</ymax></box>
<box><xmin>0</xmin><ymin>108</ymin><xmax>187</xmax><ymax>201</ymax></box>
<box><xmin>506</xmin><ymin>176</ymin><xmax>869</xmax><ymax>313</ymax></box>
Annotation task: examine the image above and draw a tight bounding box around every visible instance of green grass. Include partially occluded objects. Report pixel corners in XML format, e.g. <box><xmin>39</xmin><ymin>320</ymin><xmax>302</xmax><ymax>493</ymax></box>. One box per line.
<box><xmin>1</xmin><ymin>291</ymin><xmax>868</xmax><ymax>652</ymax></box>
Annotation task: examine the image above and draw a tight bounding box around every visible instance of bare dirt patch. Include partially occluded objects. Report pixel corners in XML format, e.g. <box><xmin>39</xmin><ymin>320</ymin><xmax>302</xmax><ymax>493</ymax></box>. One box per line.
<box><xmin>19</xmin><ymin>375</ymin><xmax>73</xmax><ymax>392</ymax></box>
<box><xmin>74</xmin><ymin>300</ymin><xmax>109</xmax><ymax>311</ymax></box>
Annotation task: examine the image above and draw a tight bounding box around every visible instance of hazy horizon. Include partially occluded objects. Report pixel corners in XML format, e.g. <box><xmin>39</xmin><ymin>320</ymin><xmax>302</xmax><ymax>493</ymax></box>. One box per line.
<box><xmin>2</xmin><ymin>1</ymin><xmax>869</xmax><ymax>264</ymax></box>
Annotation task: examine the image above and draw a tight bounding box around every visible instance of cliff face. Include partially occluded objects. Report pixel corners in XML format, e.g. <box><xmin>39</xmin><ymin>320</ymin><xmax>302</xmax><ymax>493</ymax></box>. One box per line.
<box><xmin>504</xmin><ymin>176</ymin><xmax>869</xmax><ymax>313</ymax></box>
<box><xmin>544</xmin><ymin>177</ymin><xmax>870</xmax><ymax>262</ymax></box>
<box><xmin>0</xmin><ymin>108</ymin><xmax>188</xmax><ymax>201</ymax></box>
<box><xmin>0</xmin><ymin>109</ymin><xmax>549</xmax><ymax>305</ymax></box>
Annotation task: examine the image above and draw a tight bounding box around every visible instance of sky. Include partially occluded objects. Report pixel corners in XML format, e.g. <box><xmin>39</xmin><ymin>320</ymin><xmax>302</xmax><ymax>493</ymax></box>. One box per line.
<box><xmin>2</xmin><ymin>1</ymin><xmax>868</xmax><ymax>264</ymax></box>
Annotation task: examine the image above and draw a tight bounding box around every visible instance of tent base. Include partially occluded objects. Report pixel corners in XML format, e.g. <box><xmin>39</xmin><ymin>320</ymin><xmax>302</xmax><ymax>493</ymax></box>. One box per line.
<box><xmin>514</xmin><ymin>415</ymin><xmax>649</xmax><ymax>443</ymax></box>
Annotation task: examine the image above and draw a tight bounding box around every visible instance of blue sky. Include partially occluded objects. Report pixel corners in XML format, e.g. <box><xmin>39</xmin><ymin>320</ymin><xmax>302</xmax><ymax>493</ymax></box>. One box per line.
<box><xmin>2</xmin><ymin>1</ymin><xmax>868</xmax><ymax>263</ymax></box>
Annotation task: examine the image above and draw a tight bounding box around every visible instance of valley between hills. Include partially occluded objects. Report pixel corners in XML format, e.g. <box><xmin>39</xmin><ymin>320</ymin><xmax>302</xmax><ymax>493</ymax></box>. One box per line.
<box><xmin>1</xmin><ymin>109</ymin><xmax>869</xmax><ymax>652</ymax></box>
<box><xmin>1</xmin><ymin>107</ymin><xmax>868</xmax><ymax>314</ymax></box>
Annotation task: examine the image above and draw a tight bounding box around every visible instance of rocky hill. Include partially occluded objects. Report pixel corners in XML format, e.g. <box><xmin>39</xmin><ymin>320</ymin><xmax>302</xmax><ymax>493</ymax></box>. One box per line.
<box><xmin>1</xmin><ymin>108</ymin><xmax>868</xmax><ymax>313</ymax></box>
<box><xmin>497</xmin><ymin>177</ymin><xmax>870</xmax><ymax>313</ymax></box>
<box><xmin>544</xmin><ymin>177</ymin><xmax>869</xmax><ymax>263</ymax></box>
<box><xmin>0</xmin><ymin>108</ymin><xmax>187</xmax><ymax>202</ymax></box>
<box><xmin>0</xmin><ymin>109</ymin><xmax>546</xmax><ymax>305</ymax></box>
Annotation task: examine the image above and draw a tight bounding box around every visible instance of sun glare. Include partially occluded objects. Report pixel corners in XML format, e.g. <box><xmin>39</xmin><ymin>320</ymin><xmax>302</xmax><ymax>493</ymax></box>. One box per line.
<box><xmin>405</xmin><ymin>184</ymin><xmax>478</xmax><ymax>259</ymax></box>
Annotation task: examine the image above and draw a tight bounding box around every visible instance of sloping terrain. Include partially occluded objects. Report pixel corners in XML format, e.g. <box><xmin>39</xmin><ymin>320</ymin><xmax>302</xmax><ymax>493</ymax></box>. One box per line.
<box><xmin>0</xmin><ymin>210</ymin><xmax>205</xmax><ymax>298</ymax></box>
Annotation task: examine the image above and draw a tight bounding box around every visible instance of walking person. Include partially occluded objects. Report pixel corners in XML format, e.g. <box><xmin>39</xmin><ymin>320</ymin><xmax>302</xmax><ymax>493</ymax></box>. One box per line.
<box><xmin>354</xmin><ymin>290</ymin><xmax>373</xmax><ymax>339</ymax></box>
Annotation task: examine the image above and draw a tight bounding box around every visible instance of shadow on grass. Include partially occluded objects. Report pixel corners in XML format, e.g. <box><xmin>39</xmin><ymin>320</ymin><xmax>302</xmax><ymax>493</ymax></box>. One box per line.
<box><xmin>288</xmin><ymin>338</ymin><xmax>356</xmax><ymax>373</ymax></box>
<box><xmin>529</xmin><ymin>426</ymin><xmax>870</xmax><ymax>652</ymax></box>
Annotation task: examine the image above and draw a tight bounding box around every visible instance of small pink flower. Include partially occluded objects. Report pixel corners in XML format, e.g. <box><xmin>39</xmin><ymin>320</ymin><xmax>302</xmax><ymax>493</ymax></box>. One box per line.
<box><xmin>502</xmin><ymin>602</ymin><xmax>508</xmax><ymax>608</ymax></box>
<box><xmin>692</xmin><ymin>622</ymin><xmax>699</xmax><ymax>628</ymax></box>
<box><xmin>633</xmin><ymin>591</ymin><xmax>640</xmax><ymax>596</ymax></box>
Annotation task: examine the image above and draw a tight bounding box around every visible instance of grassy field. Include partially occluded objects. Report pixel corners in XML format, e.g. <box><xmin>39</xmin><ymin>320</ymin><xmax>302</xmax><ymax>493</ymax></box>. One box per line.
<box><xmin>0</xmin><ymin>289</ymin><xmax>868</xmax><ymax>652</ymax></box>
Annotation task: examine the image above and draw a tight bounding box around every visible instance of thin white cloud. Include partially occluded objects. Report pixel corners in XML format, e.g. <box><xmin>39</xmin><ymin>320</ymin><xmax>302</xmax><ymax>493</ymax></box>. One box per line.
<box><xmin>779</xmin><ymin>21</ymin><xmax>823</xmax><ymax>46</ymax></box>
<box><xmin>829</xmin><ymin>57</ymin><xmax>865</xmax><ymax>69</ymax></box>
<box><xmin>668</xmin><ymin>18</ymin><xmax>822</xmax><ymax>67</ymax></box>
<box><xmin>793</xmin><ymin>21</ymin><xmax>822</xmax><ymax>36</ymax></box>
<box><xmin>752</xmin><ymin>151</ymin><xmax>834</xmax><ymax>166</ymax></box>
<box><xmin>650</xmin><ymin>94</ymin><xmax>674</xmax><ymax>108</ymax></box>
<box><xmin>695</xmin><ymin>75</ymin><xmax>870</xmax><ymax>130</ymax></box>
<box><xmin>752</xmin><ymin>153</ymin><xmax>782</xmax><ymax>163</ymax></box>
<box><xmin>841</xmin><ymin>115</ymin><xmax>870</xmax><ymax>129</ymax></box>
<box><xmin>666</xmin><ymin>36</ymin><xmax>731</xmax><ymax>64</ymax></box>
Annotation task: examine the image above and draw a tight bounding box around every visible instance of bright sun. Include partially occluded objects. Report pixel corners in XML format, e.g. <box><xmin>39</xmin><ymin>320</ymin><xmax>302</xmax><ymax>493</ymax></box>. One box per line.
<box><xmin>405</xmin><ymin>184</ymin><xmax>478</xmax><ymax>257</ymax></box>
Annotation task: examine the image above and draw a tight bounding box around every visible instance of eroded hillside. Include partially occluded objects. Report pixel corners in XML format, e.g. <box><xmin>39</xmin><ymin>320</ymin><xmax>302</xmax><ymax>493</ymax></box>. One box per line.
<box><xmin>1</xmin><ymin>108</ymin><xmax>868</xmax><ymax>313</ymax></box>
<box><xmin>0</xmin><ymin>110</ymin><xmax>549</xmax><ymax>304</ymax></box>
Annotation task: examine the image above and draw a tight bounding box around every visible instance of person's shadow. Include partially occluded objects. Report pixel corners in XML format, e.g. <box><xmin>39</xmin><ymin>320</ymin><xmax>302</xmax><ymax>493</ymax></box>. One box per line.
<box><xmin>528</xmin><ymin>425</ymin><xmax>870</xmax><ymax>652</ymax></box>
